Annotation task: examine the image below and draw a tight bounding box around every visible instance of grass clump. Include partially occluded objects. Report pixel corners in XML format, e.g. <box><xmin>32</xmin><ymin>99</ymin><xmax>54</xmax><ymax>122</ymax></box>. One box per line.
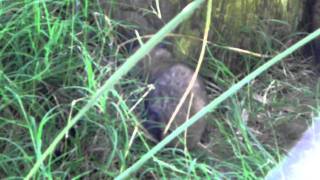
<box><xmin>0</xmin><ymin>0</ymin><xmax>319</xmax><ymax>179</ymax></box>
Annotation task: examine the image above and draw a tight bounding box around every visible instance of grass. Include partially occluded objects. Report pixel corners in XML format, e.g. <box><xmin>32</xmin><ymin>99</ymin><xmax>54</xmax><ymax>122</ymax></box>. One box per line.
<box><xmin>0</xmin><ymin>0</ymin><xmax>320</xmax><ymax>179</ymax></box>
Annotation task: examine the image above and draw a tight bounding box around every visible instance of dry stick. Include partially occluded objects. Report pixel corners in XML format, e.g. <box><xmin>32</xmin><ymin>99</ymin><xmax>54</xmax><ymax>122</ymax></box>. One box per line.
<box><xmin>125</xmin><ymin>85</ymin><xmax>155</xmax><ymax>158</ymax></box>
<box><xmin>154</xmin><ymin>0</ymin><xmax>162</xmax><ymax>19</ymax></box>
<box><xmin>184</xmin><ymin>93</ymin><xmax>194</xmax><ymax>153</ymax></box>
<box><xmin>116</xmin><ymin>33</ymin><xmax>270</xmax><ymax>58</ymax></box>
<box><xmin>163</xmin><ymin>0</ymin><xmax>212</xmax><ymax>135</ymax></box>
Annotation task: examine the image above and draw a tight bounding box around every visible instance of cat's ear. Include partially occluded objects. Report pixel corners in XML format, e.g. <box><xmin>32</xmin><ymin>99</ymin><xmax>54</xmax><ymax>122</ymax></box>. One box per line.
<box><xmin>131</xmin><ymin>46</ymin><xmax>173</xmax><ymax>74</ymax></box>
<box><xmin>150</xmin><ymin>47</ymin><xmax>173</xmax><ymax>62</ymax></box>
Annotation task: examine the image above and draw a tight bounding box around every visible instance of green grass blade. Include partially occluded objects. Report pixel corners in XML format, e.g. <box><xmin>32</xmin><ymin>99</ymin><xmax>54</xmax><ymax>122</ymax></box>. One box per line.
<box><xmin>24</xmin><ymin>0</ymin><xmax>205</xmax><ymax>179</ymax></box>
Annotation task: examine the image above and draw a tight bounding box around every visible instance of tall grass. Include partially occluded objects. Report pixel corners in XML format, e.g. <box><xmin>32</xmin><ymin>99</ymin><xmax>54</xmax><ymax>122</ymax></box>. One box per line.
<box><xmin>0</xmin><ymin>0</ymin><xmax>319</xmax><ymax>179</ymax></box>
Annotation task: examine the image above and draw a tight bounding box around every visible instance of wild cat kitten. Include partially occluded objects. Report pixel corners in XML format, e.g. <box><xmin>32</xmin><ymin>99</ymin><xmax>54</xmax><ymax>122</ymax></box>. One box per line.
<box><xmin>139</xmin><ymin>46</ymin><xmax>208</xmax><ymax>149</ymax></box>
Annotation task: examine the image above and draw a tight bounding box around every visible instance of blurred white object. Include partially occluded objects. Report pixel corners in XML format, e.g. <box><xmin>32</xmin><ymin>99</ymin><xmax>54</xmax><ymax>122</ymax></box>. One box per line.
<box><xmin>265</xmin><ymin>117</ymin><xmax>320</xmax><ymax>180</ymax></box>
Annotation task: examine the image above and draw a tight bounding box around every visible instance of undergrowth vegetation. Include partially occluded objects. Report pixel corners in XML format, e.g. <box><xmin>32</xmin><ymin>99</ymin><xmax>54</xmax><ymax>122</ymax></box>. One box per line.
<box><xmin>0</xmin><ymin>0</ymin><xmax>319</xmax><ymax>179</ymax></box>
